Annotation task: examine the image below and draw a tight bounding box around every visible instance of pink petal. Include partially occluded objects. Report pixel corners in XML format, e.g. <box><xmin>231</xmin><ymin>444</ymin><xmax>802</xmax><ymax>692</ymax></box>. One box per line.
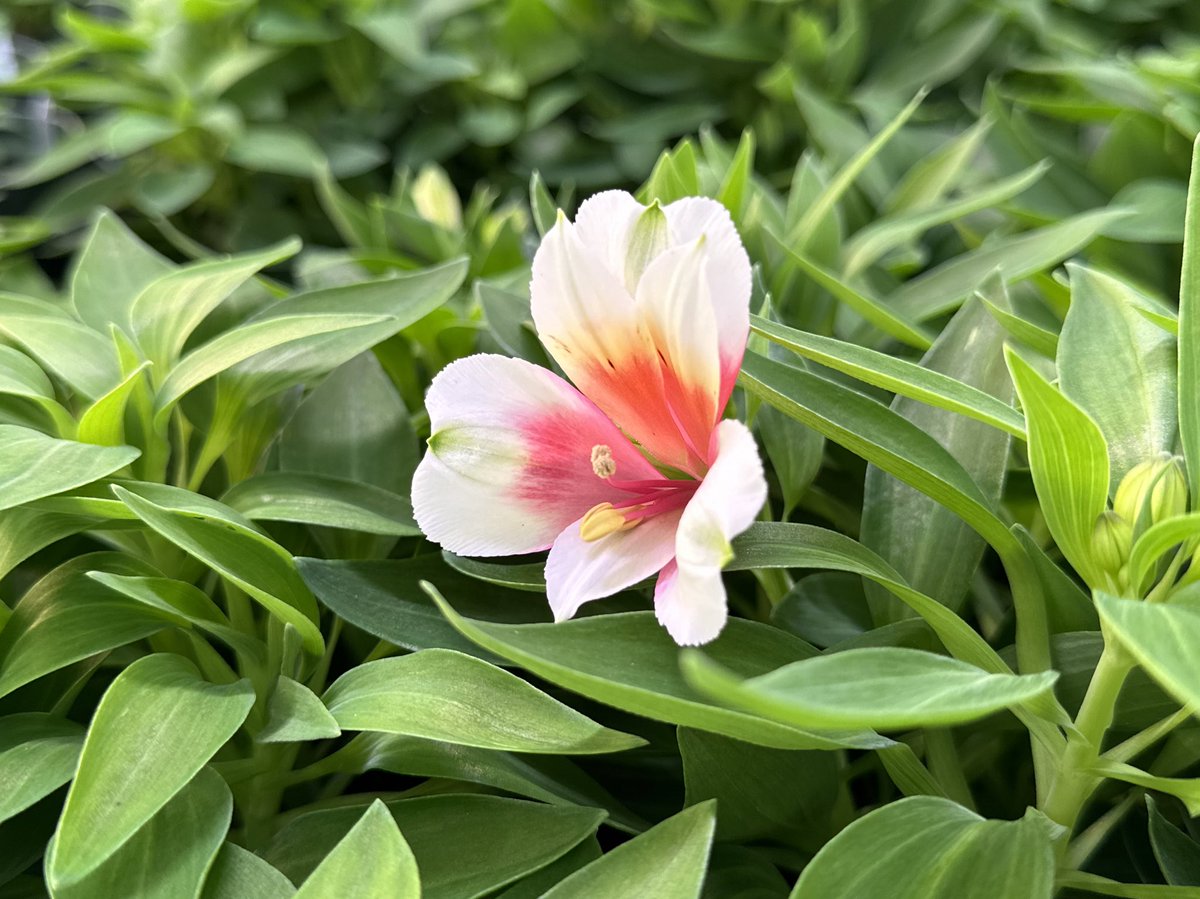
<box><xmin>653</xmin><ymin>420</ymin><xmax>767</xmax><ymax>645</ymax></box>
<box><xmin>546</xmin><ymin>509</ymin><xmax>682</xmax><ymax>622</ymax></box>
<box><xmin>412</xmin><ymin>354</ymin><xmax>658</xmax><ymax>557</ymax></box>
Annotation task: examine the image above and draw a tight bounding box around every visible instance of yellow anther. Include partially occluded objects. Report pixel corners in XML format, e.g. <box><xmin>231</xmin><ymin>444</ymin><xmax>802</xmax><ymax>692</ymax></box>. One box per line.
<box><xmin>591</xmin><ymin>444</ymin><xmax>617</xmax><ymax>479</ymax></box>
<box><xmin>579</xmin><ymin>502</ymin><xmax>638</xmax><ymax>542</ymax></box>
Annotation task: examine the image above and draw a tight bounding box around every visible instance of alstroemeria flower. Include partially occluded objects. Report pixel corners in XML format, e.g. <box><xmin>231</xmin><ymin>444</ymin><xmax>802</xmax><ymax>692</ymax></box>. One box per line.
<box><xmin>412</xmin><ymin>191</ymin><xmax>766</xmax><ymax>645</ymax></box>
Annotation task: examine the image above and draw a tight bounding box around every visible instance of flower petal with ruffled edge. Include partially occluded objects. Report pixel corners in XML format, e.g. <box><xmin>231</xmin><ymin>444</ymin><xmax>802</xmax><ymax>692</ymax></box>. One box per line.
<box><xmin>653</xmin><ymin>420</ymin><xmax>767</xmax><ymax>645</ymax></box>
<box><xmin>530</xmin><ymin>192</ymin><xmax>751</xmax><ymax>476</ymax></box>
<box><xmin>412</xmin><ymin>353</ymin><xmax>661</xmax><ymax>557</ymax></box>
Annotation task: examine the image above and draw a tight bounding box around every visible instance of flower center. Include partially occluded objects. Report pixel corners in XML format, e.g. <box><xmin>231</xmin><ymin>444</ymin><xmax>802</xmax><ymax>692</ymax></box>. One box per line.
<box><xmin>580</xmin><ymin>444</ymin><xmax>698</xmax><ymax>542</ymax></box>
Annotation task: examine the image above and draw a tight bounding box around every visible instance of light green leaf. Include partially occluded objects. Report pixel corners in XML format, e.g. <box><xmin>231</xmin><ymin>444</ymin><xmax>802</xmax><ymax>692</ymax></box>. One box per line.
<box><xmin>427</xmin><ymin>586</ymin><xmax>886</xmax><ymax>751</ymax></box>
<box><xmin>131</xmin><ymin>238</ymin><xmax>301</xmax><ymax>370</ymax></box>
<box><xmin>1058</xmin><ymin>264</ymin><xmax>1177</xmax><ymax>482</ymax></box>
<box><xmin>716</xmin><ymin>129</ymin><xmax>755</xmax><ymax>219</ymax></box>
<box><xmin>0</xmin><ymin>714</ymin><xmax>83</xmax><ymax>824</ymax></box>
<box><xmin>296</xmin><ymin>800</ymin><xmax>420</xmax><ymax>898</ymax></box>
<box><xmin>222</xmin><ymin>472</ymin><xmax>419</xmax><ymax>535</ymax></box>
<box><xmin>1178</xmin><ymin>137</ymin><xmax>1200</xmax><ymax>494</ymax></box>
<box><xmin>47</xmin><ymin>654</ymin><xmax>254</xmax><ymax>888</ymax></box>
<box><xmin>1097</xmin><ymin>592</ymin><xmax>1200</xmax><ymax>714</ymax></box>
<box><xmin>0</xmin><ymin>345</ymin><xmax>76</xmax><ymax>436</ymax></box>
<box><xmin>1006</xmin><ymin>348</ymin><xmax>1110</xmax><ymax>587</ymax></box>
<box><xmin>682</xmin><ymin>647</ymin><xmax>1058</xmax><ymax>730</ymax></box>
<box><xmin>0</xmin><ymin>425</ymin><xmax>138</xmax><ymax>511</ymax></box>
<box><xmin>69</xmin><ymin>209</ymin><xmax>173</xmax><ymax>333</ymax></box>
<box><xmin>1147</xmin><ymin>795</ymin><xmax>1200</xmax><ymax>887</ymax></box>
<box><xmin>76</xmin><ymin>361</ymin><xmax>151</xmax><ymax>447</ymax></box>
<box><xmin>259</xmin><ymin>676</ymin><xmax>342</xmax><ymax>743</ymax></box>
<box><xmin>322</xmin><ymin>649</ymin><xmax>645</xmax><ymax>754</ymax></box>
<box><xmin>884</xmin><ymin>117</ymin><xmax>992</xmax><ymax>214</ymax></box>
<box><xmin>541</xmin><ymin>802</ymin><xmax>716</xmax><ymax>899</ymax></box>
<box><xmin>0</xmin><ymin>292</ymin><xmax>121</xmax><ymax>399</ymax></box>
<box><xmin>792</xmin><ymin>797</ymin><xmax>1058</xmax><ymax>898</ymax></box>
<box><xmin>112</xmin><ymin>482</ymin><xmax>324</xmax><ymax>654</ymax></box>
<box><xmin>202</xmin><ymin>843</ymin><xmax>297</xmax><ymax>899</ymax></box>
<box><xmin>1058</xmin><ymin>871</ymin><xmax>1200</xmax><ymax>898</ymax></box>
<box><xmin>54</xmin><ymin>767</ymin><xmax>232</xmax><ymax>899</ymax></box>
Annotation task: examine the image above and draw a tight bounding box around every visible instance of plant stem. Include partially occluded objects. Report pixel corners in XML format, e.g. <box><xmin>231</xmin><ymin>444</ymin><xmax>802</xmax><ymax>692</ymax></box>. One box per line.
<box><xmin>1041</xmin><ymin>638</ymin><xmax>1134</xmax><ymax>836</ymax></box>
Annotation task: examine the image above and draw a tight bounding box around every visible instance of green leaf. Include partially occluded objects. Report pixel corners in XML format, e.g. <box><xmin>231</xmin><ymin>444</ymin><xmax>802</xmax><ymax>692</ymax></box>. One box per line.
<box><xmin>202</xmin><ymin>843</ymin><xmax>297</xmax><ymax>899</ymax></box>
<box><xmin>262</xmin><ymin>795</ymin><xmax>604</xmax><ymax>897</ymax></box>
<box><xmin>0</xmin><ymin>425</ymin><xmax>138</xmax><ymax>512</ymax></box>
<box><xmin>716</xmin><ymin>129</ymin><xmax>755</xmax><ymax>219</ymax></box>
<box><xmin>131</xmin><ymin>238</ymin><xmax>301</xmax><ymax>370</ymax></box>
<box><xmin>69</xmin><ymin>210</ymin><xmax>173</xmax><ymax>333</ymax></box>
<box><xmin>0</xmin><ymin>714</ymin><xmax>83</xmax><ymax>824</ymax></box>
<box><xmin>259</xmin><ymin>676</ymin><xmax>342</xmax><ymax>743</ymax></box>
<box><xmin>791</xmin><ymin>797</ymin><xmax>1057</xmax><ymax>898</ymax></box>
<box><xmin>889</xmin><ymin>209</ymin><xmax>1130</xmax><ymax>322</ymax></box>
<box><xmin>1006</xmin><ymin>348</ymin><xmax>1110</xmax><ymax>587</ymax></box>
<box><xmin>222</xmin><ymin>472</ymin><xmax>419</xmax><ymax>535</ymax></box>
<box><xmin>296</xmin><ymin>800</ymin><xmax>420</xmax><ymax>898</ymax></box>
<box><xmin>1057</xmin><ymin>871</ymin><xmax>1200</xmax><ymax>897</ymax></box>
<box><xmin>679</xmin><ymin>728</ymin><xmax>837</xmax><ymax>843</ymax></box>
<box><xmin>884</xmin><ymin>118</ymin><xmax>992</xmax><ymax>214</ymax></box>
<box><xmin>1148</xmin><ymin>795</ymin><xmax>1200</xmax><ymax>887</ymax></box>
<box><xmin>427</xmin><ymin>587</ymin><xmax>886</xmax><ymax>751</ymax></box>
<box><xmin>0</xmin><ymin>345</ymin><xmax>76</xmax><ymax>436</ymax></box>
<box><xmin>0</xmin><ymin>554</ymin><xmax>168</xmax><ymax>699</ymax></box>
<box><xmin>112</xmin><ymin>482</ymin><xmax>324</xmax><ymax>654</ymax></box>
<box><xmin>750</xmin><ymin>313</ymin><xmax>1023</xmax><ymax>437</ymax></box>
<box><xmin>496</xmin><ymin>840</ymin><xmax>602</xmax><ymax>899</ymax></box>
<box><xmin>1058</xmin><ymin>264</ymin><xmax>1177</xmax><ymax>482</ymax></box>
<box><xmin>322</xmin><ymin>649</ymin><xmax>645</xmax><ymax>754</ymax></box>
<box><xmin>861</xmin><ymin>296</ymin><xmax>1014</xmax><ymax>618</ymax></box>
<box><xmin>682</xmin><ymin>647</ymin><xmax>1058</xmax><ymax>730</ymax></box>
<box><xmin>47</xmin><ymin>654</ymin><xmax>254</xmax><ymax>888</ymax></box>
<box><xmin>54</xmin><ymin>767</ymin><xmax>231</xmax><ymax>899</ymax></box>
<box><xmin>541</xmin><ymin>802</ymin><xmax>716</xmax><ymax>899</ymax></box>
<box><xmin>1177</xmin><ymin>137</ymin><xmax>1200</xmax><ymax>494</ymax></box>
<box><xmin>76</xmin><ymin>361</ymin><xmax>151</xmax><ymax>447</ymax></box>
<box><xmin>227</xmin><ymin>125</ymin><xmax>328</xmax><ymax>176</ymax></box>
<box><xmin>0</xmin><ymin>292</ymin><xmax>121</xmax><ymax>399</ymax></box>
<box><xmin>1097</xmin><ymin>593</ymin><xmax>1200</xmax><ymax>713</ymax></box>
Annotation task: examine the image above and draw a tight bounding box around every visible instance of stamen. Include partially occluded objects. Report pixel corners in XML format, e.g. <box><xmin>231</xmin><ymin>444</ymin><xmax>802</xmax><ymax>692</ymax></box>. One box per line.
<box><xmin>590</xmin><ymin>444</ymin><xmax>617</xmax><ymax>479</ymax></box>
<box><xmin>579</xmin><ymin>502</ymin><xmax>640</xmax><ymax>542</ymax></box>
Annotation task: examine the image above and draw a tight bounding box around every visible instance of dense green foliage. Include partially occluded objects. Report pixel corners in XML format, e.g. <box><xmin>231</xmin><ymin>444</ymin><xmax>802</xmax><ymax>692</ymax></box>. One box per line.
<box><xmin>5</xmin><ymin>0</ymin><xmax>1200</xmax><ymax>897</ymax></box>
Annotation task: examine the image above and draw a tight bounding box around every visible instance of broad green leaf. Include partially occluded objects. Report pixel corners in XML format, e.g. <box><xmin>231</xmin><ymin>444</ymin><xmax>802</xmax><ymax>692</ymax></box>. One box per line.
<box><xmin>295</xmin><ymin>800</ymin><xmax>419</xmax><ymax>898</ymax></box>
<box><xmin>222</xmin><ymin>472</ymin><xmax>419</xmax><ymax>535</ymax></box>
<box><xmin>0</xmin><ymin>714</ymin><xmax>83</xmax><ymax>824</ymax></box>
<box><xmin>889</xmin><ymin>209</ymin><xmax>1130</xmax><ymax>322</ymax></box>
<box><xmin>76</xmin><ymin>361</ymin><xmax>151</xmax><ymax>447</ymax></box>
<box><xmin>0</xmin><ymin>554</ymin><xmax>167</xmax><ymax>698</ymax></box>
<box><xmin>0</xmin><ymin>345</ymin><xmax>75</xmax><ymax>436</ymax></box>
<box><xmin>321</xmin><ymin>650</ymin><xmax>644</xmax><ymax>754</ymax></box>
<box><xmin>131</xmin><ymin>238</ymin><xmax>301</xmax><ymax>371</ymax></box>
<box><xmin>884</xmin><ymin>118</ymin><xmax>992</xmax><ymax>214</ymax></box>
<box><xmin>844</xmin><ymin>161</ymin><xmax>1050</xmax><ymax>277</ymax></box>
<box><xmin>0</xmin><ymin>292</ymin><xmax>121</xmax><ymax>399</ymax></box>
<box><xmin>47</xmin><ymin>654</ymin><xmax>254</xmax><ymax>887</ymax></box>
<box><xmin>792</xmin><ymin>797</ymin><xmax>1057</xmax><ymax>898</ymax></box>
<box><xmin>1058</xmin><ymin>264</ymin><xmax>1176</xmax><ymax>482</ymax></box>
<box><xmin>227</xmin><ymin>124</ymin><xmax>327</xmax><ymax>177</ymax></box>
<box><xmin>262</xmin><ymin>795</ymin><xmax>605</xmax><ymax>897</ymax></box>
<box><xmin>477</xmin><ymin>282</ymin><xmax>549</xmax><ymax>366</ymax></box>
<box><xmin>309</xmin><ymin>732</ymin><xmax>645</xmax><ymax>833</ymax></box>
<box><xmin>1178</xmin><ymin>137</ymin><xmax>1200</xmax><ymax>494</ymax></box>
<box><xmin>740</xmin><ymin>354</ymin><xmax>1009</xmax><ymax>550</ymax></box>
<box><xmin>0</xmin><ymin>425</ymin><xmax>138</xmax><ymax>512</ymax></box>
<box><xmin>69</xmin><ymin>209</ymin><xmax>173</xmax><ymax>333</ymax></box>
<box><xmin>202</xmin><ymin>843</ymin><xmax>297</xmax><ymax>899</ymax></box>
<box><xmin>861</xmin><ymin>296</ymin><xmax>1014</xmax><ymax>619</ymax></box>
<box><xmin>980</xmin><ymin>296</ymin><xmax>1060</xmax><ymax>358</ymax></box>
<box><xmin>750</xmin><ymin>313</ymin><xmax>1023</xmax><ymax>437</ymax></box>
<box><xmin>1097</xmin><ymin>593</ymin><xmax>1200</xmax><ymax>713</ymax></box>
<box><xmin>1006</xmin><ymin>348</ymin><xmax>1110</xmax><ymax>587</ymax></box>
<box><xmin>428</xmin><ymin>588</ymin><xmax>887</xmax><ymax>751</ymax></box>
<box><xmin>541</xmin><ymin>802</ymin><xmax>716</xmax><ymax>899</ymax></box>
<box><xmin>259</xmin><ymin>676</ymin><xmax>342</xmax><ymax>743</ymax></box>
<box><xmin>497</xmin><ymin>840</ymin><xmax>603</xmax><ymax>899</ymax></box>
<box><xmin>54</xmin><ymin>767</ymin><xmax>231</xmax><ymax>899</ymax></box>
<box><xmin>1148</xmin><ymin>795</ymin><xmax>1200</xmax><ymax>887</ymax></box>
<box><xmin>112</xmin><ymin>483</ymin><xmax>324</xmax><ymax>654</ymax></box>
<box><xmin>682</xmin><ymin>647</ymin><xmax>1058</xmax><ymax>730</ymax></box>
<box><xmin>442</xmin><ymin>554</ymin><xmax>547</xmax><ymax>592</ymax></box>
<box><xmin>679</xmin><ymin>728</ymin><xmax>837</xmax><ymax>843</ymax></box>
<box><xmin>1127</xmin><ymin>513</ymin><xmax>1200</xmax><ymax>591</ymax></box>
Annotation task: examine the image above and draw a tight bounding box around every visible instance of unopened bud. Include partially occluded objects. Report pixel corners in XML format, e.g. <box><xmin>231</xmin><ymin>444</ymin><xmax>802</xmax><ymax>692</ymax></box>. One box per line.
<box><xmin>411</xmin><ymin>165</ymin><xmax>462</xmax><ymax>230</ymax></box>
<box><xmin>1113</xmin><ymin>454</ymin><xmax>1188</xmax><ymax>528</ymax></box>
<box><xmin>1091</xmin><ymin>511</ymin><xmax>1133</xmax><ymax>576</ymax></box>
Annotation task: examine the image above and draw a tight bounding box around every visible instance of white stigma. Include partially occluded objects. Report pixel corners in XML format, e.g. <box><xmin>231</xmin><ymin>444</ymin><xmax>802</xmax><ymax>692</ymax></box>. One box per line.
<box><xmin>590</xmin><ymin>444</ymin><xmax>617</xmax><ymax>479</ymax></box>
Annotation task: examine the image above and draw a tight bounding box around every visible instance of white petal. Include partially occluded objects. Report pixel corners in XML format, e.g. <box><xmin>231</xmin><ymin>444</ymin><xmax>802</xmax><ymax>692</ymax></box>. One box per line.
<box><xmin>413</xmin><ymin>354</ymin><xmax>658</xmax><ymax>557</ymax></box>
<box><xmin>545</xmin><ymin>510</ymin><xmax>681</xmax><ymax>622</ymax></box>
<box><xmin>571</xmin><ymin>190</ymin><xmax>646</xmax><ymax>281</ymax></box>
<box><xmin>652</xmin><ymin>419</ymin><xmax>767</xmax><ymax>645</ymax></box>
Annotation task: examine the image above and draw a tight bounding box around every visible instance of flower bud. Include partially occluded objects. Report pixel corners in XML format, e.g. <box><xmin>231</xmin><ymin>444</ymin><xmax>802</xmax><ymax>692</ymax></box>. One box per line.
<box><xmin>1113</xmin><ymin>455</ymin><xmax>1188</xmax><ymax>527</ymax></box>
<box><xmin>411</xmin><ymin>165</ymin><xmax>462</xmax><ymax>230</ymax></box>
<box><xmin>1090</xmin><ymin>511</ymin><xmax>1133</xmax><ymax>576</ymax></box>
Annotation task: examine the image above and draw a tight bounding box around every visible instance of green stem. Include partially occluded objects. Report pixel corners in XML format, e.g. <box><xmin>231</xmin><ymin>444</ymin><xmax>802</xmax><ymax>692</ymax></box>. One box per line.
<box><xmin>1041</xmin><ymin>638</ymin><xmax>1134</xmax><ymax>837</ymax></box>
